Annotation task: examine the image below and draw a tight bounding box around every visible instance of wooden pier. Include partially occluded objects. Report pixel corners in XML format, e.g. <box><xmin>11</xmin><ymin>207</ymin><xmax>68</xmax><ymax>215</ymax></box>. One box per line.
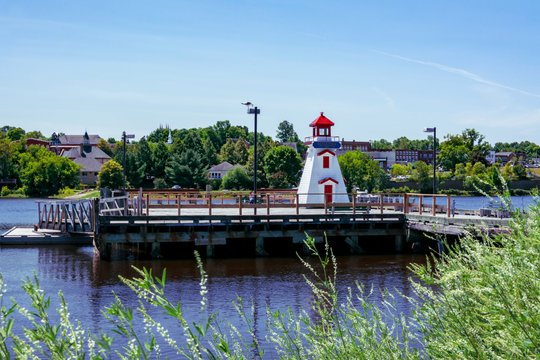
<box><xmin>17</xmin><ymin>190</ymin><xmax>513</xmax><ymax>259</ymax></box>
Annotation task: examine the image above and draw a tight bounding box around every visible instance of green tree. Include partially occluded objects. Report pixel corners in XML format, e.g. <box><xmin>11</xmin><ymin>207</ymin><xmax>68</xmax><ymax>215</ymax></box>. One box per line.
<box><xmin>136</xmin><ymin>137</ymin><xmax>153</xmax><ymax>180</ymax></box>
<box><xmin>26</xmin><ymin>130</ymin><xmax>44</xmax><ymax>139</ymax></box>
<box><xmin>263</xmin><ymin>146</ymin><xmax>302</xmax><ymax>188</ymax></box>
<box><xmin>370</xmin><ymin>139</ymin><xmax>392</xmax><ymax>150</ymax></box>
<box><xmin>454</xmin><ymin>163</ymin><xmax>467</xmax><ymax>180</ymax></box>
<box><xmin>7</xmin><ymin>127</ymin><xmax>25</xmax><ymax>141</ymax></box>
<box><xmin>98</xmin><ymin>160</ymin><xmax>124</xmax><ymax>189</ymax></box>
<box><xmin>221</xmin><ymin>166</ymin><xmax>251</xmax><ymax>190</ymax></box>
<box><xmin>113</xmin><ymin>147</ymin><xmax>144</xmax><ymax>188</ymax></box>
<box><xmin>19</xmin><ymin>146</ymin><xmax>80</xmax><ymax>196</ymax></box>
<box><xmin>0</xmin><ymin>138</ymin><xmax>14</xmax><ymax>179</ymax></box>
<box><xmin>151</xmin><ymin>142</ymin><xmax>169</xmax><ymax>179</ymax></box>
<box><xmin>234</xmin><ymin>138</ymin><xmax>249</xmax><ymax>165</ymax></box>
<box><xmin>220</xmin><ymin>139</ymin><xmax>237</xmax><ymax>164</ymax></box>
<box><xmin>390</xmin><ymin>164</ymin><xmax>411</xmax><ymax>177</ymax></box>
<box><xmin>165</xmin><ymin>149</ymin><xmax>207</xmax><ymax>189</ymax></box>
<box><xmin>97</xmin><ymin>138</ymin><xmax>113</xmax><ymax>157</ymax></box>
<box><xmin>338</xmin><ymin>151</ymin><xmax>388</xmax><ymax>192</ymax></box>
<box><xmin>412</xmin><ymin>161</ymin><xmax>432</xmax><ymax>193</ymax></box>
<box><xmin>276</xmin><ymin>120</ymin><xmax>298</xmax><ymax>142</ymax></box>
<box><xmin>202</xmin><ymin>137</ymin><xmax>219</xmax><ymax>167</ymax></box>
<box><xmin>513</xmin><ymin>163</ymin><xmax>527</xmax><ymax>180</ymax></box>
<box><xmin>147</xmin><ymin>127</ymin><xmax>170</xmax><ymax>143</ymax></box>
<box><xmin>438</xmin><ymin>134</ymin><xmax>470</xmax><ymax>171</ymax></box>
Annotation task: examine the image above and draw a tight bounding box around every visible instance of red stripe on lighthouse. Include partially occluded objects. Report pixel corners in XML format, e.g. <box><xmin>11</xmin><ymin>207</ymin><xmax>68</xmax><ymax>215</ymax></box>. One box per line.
<box><xmin>317</xmin><ymin>149</ymin><xmax>336</xmax><ymax>156</ymax></box>
<box><xmin>318</xmin><ymin>177</ymin><xmax>339</xmax><ymax>184</ymax></box>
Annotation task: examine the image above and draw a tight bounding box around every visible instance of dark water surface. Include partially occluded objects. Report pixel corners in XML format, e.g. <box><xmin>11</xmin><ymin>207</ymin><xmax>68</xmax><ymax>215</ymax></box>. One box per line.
<box><xmin>0</xmin><ymin>244</ymin><xmax>425</xmax><ymax>356</ymax></box>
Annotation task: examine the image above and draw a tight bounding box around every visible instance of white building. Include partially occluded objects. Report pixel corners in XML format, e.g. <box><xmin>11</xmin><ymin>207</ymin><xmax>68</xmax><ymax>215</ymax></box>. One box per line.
<box><xmin>297</xmin><ymin>112</ymin><xmax>349</xmax><ymax>204</ymax></box>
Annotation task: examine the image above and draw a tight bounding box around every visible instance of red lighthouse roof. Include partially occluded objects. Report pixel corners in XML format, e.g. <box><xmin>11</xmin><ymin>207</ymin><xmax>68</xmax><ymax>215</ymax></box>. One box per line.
<box><xmin>309</xmin><ymin>112</ymin><xmax>334</xmax><ymax>127</ymax></box>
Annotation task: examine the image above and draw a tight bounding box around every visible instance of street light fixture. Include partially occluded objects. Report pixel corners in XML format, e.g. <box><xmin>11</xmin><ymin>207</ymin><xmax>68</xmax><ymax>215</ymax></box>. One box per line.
<box><xmin>423</xmin><ymin>127</ymin><xmax>437</xmax><ymax>194</ymax></box>
<box><xmin>122</xmin><ymin>131</ymin><xmax>135</xmax><ymax>191</ymax></box>
<box><xmin>242</xmin><ymin>102</ymin><xmax>260</xmax><ymax>214</ymax></box>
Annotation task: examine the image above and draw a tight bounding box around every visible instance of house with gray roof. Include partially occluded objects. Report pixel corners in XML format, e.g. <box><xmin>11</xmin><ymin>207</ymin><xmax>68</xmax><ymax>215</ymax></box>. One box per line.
<box><xmin>208</xmin><ymin>161</ymin><xmax>246</xmax><ymax>180</ymax></box>
<box><xmin>58</xmin><ymin>132</ymin><xmax>102</xmax><ymax>146</ymax></box>
<box><xmin>61</xmin><ymin>135</ymin><xmax>111</xmax><ymax>185</ymax></box>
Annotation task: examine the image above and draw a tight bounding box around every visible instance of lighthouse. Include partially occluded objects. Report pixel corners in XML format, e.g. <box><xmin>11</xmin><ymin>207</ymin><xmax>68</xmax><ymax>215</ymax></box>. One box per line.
<box><xmin>297</xmin><ymin>112</ymin><xmax>349</xmax><ymax>204</ymax></box>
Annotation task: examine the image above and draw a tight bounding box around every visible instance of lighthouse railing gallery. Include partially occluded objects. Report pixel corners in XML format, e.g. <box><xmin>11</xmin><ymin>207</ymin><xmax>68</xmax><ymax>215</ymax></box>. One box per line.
<box><xmin>122</xmin><ymin>189</ymin><xmax>453</xmax><ymax>218</ymax></box>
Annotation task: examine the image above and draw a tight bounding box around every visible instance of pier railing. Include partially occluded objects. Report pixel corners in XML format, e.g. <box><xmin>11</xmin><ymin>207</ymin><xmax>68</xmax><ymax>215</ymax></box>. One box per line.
<box><xmin>123</xmin><ymin>189</ymin><xmax>454</xmax><ymax>217</ymax></box>
<box><xmin>37</xmin><ymin>199</ymin><xmax>95</xmax><ymax>233</ymax></box>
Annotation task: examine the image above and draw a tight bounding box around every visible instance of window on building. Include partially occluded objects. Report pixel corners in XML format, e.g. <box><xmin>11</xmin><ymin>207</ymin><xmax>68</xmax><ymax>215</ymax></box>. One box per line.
<box><xmin>323</xmin><ymin>156</ymin><xmax>330</xmax><ymax>168</ymax></box>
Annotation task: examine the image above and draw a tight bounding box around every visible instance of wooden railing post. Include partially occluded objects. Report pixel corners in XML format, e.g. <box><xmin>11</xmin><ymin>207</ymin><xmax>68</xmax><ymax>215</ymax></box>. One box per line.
<box><xmin>379</xmin><ymin>193</ymin><xmax>383</xmax><ymax>215</ymax></box>
<box><xmin>447</xmin><ymin>195</ymin><xmax>451</xmax><ymax>217</ymax></box>
<box><xmin>432</xmin><ymin>195</ymin><xmax>436</xmax><ymax>216</ymax></box>
<box><xmin>146</xmin><ymin>193</ymin><xmax>150</xmax><ymax>216</ymax></box>
<box><xmin>419</xmin><ymin>195</ymin><xmax>423</xmax><ymax>215</ymax></box>
<box><xmin>238</xmin><ymin>195</ymin><xmax>242</xmax><ymax>216</ymax></box>
<box><xmin>177</xmin><ymin>194</ymin><xmax>181</xmax><ymax>216</ymax></box>
<box><xmin>324</xmin><ymin>194</ymin><xmax>328</xmax><ymax>215</ymax></box>
<box><xmin>404</xmin><ymin>193</ymin><xmax>409</xmax><ymax>214</ymax></box>
<box><xmin>208</xmin><ymin>194</ymin><xmax>212</xmax><ymax>216</ymax></box>
<box><xmin>296</xmin><ymin>193</ymin><xmax>299</xmax><ymax>215</ymax></box>
<box><xmin>266</xmin><ymin>194</ymin><xmax>270</xmax><ymax>215</ymax></box>
<box><xmin>352</xmin><ymin>193</ymin><xmax>356</xmax><ymax>215</ymax></box>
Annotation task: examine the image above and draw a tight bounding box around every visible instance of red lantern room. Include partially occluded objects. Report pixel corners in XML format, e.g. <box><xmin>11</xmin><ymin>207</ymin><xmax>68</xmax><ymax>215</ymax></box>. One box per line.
<box><xmin>309</xmin><ymin>112</ymin><xmax>334</xmax><ymax>137</ymax></box>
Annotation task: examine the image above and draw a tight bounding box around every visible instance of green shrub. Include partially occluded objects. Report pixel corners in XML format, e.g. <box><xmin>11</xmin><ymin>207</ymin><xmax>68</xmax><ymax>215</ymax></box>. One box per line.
<box><xmin>0</xmin><ymin>186</ymin><xmax>10</xmax><ymax>197</ymax></box>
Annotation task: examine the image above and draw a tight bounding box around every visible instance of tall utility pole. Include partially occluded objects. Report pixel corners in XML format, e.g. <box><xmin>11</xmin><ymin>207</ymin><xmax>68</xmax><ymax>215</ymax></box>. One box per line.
<box><xmin>242</xmin><ymin>102</ymin><xmax>261</xmax><ymax>215</ymax></box>
<box><xmin>122</xmin><ymin>131</ymin><xmax>126</xmax><ymax>191</ymax></box>
<box><xmin>424</xmin><ymin>127</ymin><xmax>437</xmax><ymax>194</ymax></box>
<box><xmin>122</xmin><ymin>132</ymin><xmax>135</xmax><ymax>191</ymax></box>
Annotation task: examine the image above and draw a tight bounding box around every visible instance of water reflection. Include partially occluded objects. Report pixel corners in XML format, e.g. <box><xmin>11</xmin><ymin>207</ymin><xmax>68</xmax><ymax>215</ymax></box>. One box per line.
<box><xmin>0</xmin><ymin>245</ymin><xmax>425</xmax><ymax>356</ymax></box>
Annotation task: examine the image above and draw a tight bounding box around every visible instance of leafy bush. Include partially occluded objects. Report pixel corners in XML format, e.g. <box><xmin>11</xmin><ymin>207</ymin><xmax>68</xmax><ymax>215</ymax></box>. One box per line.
<box><xmin>0</xmin><ymin>186</ymin><xmax>10</xmax><ymax>197</ymax></box>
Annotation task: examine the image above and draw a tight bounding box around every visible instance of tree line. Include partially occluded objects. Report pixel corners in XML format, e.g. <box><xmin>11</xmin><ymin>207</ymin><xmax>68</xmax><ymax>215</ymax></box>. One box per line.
<box><xmin>1</xmin><ymin>123</ymin><xmax>538</xmax><ymax>197</ymax></box>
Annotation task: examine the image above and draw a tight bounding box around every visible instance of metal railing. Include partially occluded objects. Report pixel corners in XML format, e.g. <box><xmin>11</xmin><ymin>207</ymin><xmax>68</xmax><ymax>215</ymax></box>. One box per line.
<box><xmin>123</xmin><ymin>189</ymin><xmax>453</xmax><ymax>217</ymax></box>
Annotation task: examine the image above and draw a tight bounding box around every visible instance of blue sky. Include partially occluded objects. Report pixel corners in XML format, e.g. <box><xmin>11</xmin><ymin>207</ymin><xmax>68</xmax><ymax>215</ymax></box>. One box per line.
<box><xmin>1</xmin><ymin>0</ymin><xmax>540</xmax><ymax>144</ymax></box>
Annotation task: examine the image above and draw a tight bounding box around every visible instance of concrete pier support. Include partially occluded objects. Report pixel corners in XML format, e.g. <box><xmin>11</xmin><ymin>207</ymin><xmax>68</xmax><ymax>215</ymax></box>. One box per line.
<box><xmin>255</xmin><ymin>238</ymin><xmax>268</xmax><ymax>256</ymax></box>
<box><xmin>345</xmin><ymin>236</ymin><xmax>365</xmax><ymax>254</ymax></box>
<box><xmin>206</xmin><ymin>244</ymin><xmax>215</xmax><ymax>258</ymax></box>
<box><xmin>394</xmin><ymin>235</ymin><xmax>404</xmax><ymax>253</ymax></box>
<box><xmin>151</xmin><ymin>242</ymin><xmax>162</xmax><ymax>259</ymax></box>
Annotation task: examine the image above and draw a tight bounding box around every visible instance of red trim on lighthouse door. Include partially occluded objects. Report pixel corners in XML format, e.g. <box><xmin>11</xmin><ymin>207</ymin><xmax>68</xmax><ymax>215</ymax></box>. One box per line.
<box><xmin>323</xmin><ymin>156</ymin><xmax>329</xmax><ymax>168</ymax></box>
<box><xmin>324</xmin><ymin>185</ymin><xmax>333</xmax><ymax>203</ymax></box>
<box><xmin>317</xmin><ymin>149</ymin><xmax>336</xmax><ymax>157</ymax></box>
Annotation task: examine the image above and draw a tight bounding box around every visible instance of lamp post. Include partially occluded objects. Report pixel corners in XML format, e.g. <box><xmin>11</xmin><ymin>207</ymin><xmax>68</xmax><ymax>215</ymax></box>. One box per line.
<box><xmin>423</xmin><ymin>127</ymin><xmax>437</xmax><ymax>194</ymax></box>
<box><xmin>242</xmin><ymin>102</ymin><xmax>260</xmax><ymax>214</ymax></box>
<box><xmin>122</xmin><ymin>131</ymin><xmax>135</xmax><ymax>191</ymax></box>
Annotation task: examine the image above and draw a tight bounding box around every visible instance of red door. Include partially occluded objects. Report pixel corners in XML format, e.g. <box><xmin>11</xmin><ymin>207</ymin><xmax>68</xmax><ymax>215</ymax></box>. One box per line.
<box><xmin>324</xmin><ymin>184</ymin><xmax>333</xmax><ymax>203</ymax></box>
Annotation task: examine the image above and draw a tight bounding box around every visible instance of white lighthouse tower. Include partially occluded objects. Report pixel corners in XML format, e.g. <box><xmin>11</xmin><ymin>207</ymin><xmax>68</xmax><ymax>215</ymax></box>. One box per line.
<box><xmin>297</xmin><ymin>112</ymin><xmax>349</xmax><ymax>204</ymax></box>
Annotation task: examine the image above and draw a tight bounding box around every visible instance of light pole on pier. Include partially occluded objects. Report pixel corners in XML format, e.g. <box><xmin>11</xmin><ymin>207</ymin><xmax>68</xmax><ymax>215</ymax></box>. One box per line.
<box><xmin>122</xmin><ymin>131</ymin><xmax>135</xmax><ymax>191</ymax></box>
<box><xmin>242</xmin><ymin>102</ymin><xmax>260</xmax><ymax>215</ymax></box>
<box><xmin>423</xmin><ymin>127</ymin><xmax>437</xmax><ymax>194</ymax></box>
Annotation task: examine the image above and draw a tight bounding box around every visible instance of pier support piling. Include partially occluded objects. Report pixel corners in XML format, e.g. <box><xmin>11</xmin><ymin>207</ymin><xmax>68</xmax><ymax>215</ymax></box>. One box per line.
<box><xmin>151</xmin><ymin>242</ymin><xmax>162</xmax><ymax>259</ymax></box>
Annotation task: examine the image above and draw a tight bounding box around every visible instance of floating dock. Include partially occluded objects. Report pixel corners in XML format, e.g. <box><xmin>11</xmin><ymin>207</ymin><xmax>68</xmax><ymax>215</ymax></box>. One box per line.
<box><xmin>0</xmin><ymin>227</ymin><xmax>93</xmax><ymax>245</ymax></box>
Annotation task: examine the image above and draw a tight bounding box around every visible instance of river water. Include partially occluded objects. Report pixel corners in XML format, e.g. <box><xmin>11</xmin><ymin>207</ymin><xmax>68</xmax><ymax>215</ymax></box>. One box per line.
<box><xmin>0</xmin><ymin>196</ymin><xmax>534</xmax><ymax>356</ymax></box>
<box><xmin>0</xmin><ymin>198</ymin><xmax>430</xmax><ymax>356</ymax></box>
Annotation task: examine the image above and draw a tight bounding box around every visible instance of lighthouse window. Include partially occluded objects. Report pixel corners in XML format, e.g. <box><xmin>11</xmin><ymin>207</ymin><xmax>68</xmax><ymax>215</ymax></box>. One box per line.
<box><xmin>318</xmin><ymin>128</ymin><xmax>328</xmax><ymax>136</ymax></box>
<box><xmin>323</xmin><ymin>156</ymin><xmax>330</xmax><ymax>168</ymax></box>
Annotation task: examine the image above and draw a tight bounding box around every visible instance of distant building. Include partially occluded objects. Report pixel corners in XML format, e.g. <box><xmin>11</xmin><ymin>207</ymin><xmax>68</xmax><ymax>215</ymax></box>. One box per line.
<box><xmin>208</xmin><ymin>161</ymin><xmax>246</xmax><ymax>180</ymax></box>
<box><xmin>58</xmin><ymin>133</ymin><xmax>101</xmax><ymax>146</ymax></box>
<box><xmin>60</xmin><ymin>132</ymin><xmax>111</xmax><ymax>185</ymax></box>
<box><xmin>495</xmin><ymin>152</ymin><xmax>526</xmax><ymax>165</ymax></box>
<box><xmin>340</xmin><ymin>139</ymin><xmax>371</xmax><ymax>152</ymax></box>
<box><xmin>23</xmin><ymin>138</ymin><xmax>51</xmax><ymax>149</ymax></box>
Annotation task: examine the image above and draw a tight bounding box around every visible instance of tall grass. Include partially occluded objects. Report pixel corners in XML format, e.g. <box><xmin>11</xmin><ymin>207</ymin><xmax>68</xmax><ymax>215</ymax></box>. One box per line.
<box><xmin>1</xmin><ymin>202</ymin><xmax>539</xmax><ymax>358</ymax></box>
